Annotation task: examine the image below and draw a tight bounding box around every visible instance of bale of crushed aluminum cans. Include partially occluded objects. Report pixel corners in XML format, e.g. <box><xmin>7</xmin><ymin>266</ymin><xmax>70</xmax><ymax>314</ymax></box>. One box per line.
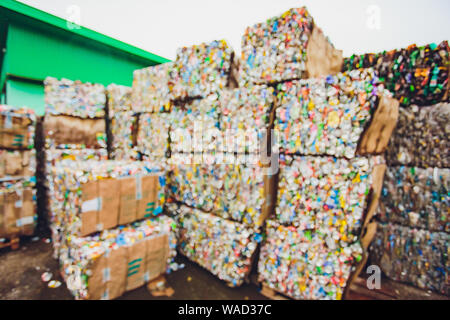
<box><xmin>0</xmin><ymin>105</ymin><xmax>36</xmax><ymax>150</ymax></box>
<box><xmin>44</xmin><ymin>149</ymin><xmax>107</xmax><ymax>251</ymax></box>
<box><xmin>136</xmin><ymin>112</ymin><xmax>170</xmax><ymax>159</ymax></box>
<box><xmin>258</xmin><ymin>219</ymin><xmax>363</xmax><ymax>300</ymax></box>
<box><xmin>370</xmin><ymin>222</ymin><xmax>449</xmax><ymax>295</ymax></box>
<box><xmin>342</xmin><ymin>41</ymin><xmax>450</xmax><ymax>106</ymax></box>
<box><xmin>240</xmin><ymin>7</ymin><xmax>343</xmax><ymax>86</ymax></box>
<box><xmin>168</xmin><ymin>153</ymin><xmax>272</xmax><ymax>227</ymax></box>
<box><xmin>44</xmin><ymin>148</ymin><xmax>108</xmax><ymax>192</ymax></box>
<box><xmin>173</xmin><ymin>204</ymin><xmax>261</xmax><ymax>287</ymax></box>
<box><xmin>385</xmin><ymin>102</ymin><xmax>450</xmax><ymax>168</ymax></box>
<box><xmin>44</xmin><ymin>77</ymin><xmax>106</xmax><ymax>118</ymax></box>
<box><xmin>274</xmin><ymin>68</ymin><xmax>399</xmax><ymax>158</ymax></box>
<box><xmin>0</xmin><ymin>179</ymin><xmax>37</xmax><ymax>239</ymax></box>
<box><xmin>377</xmin><ymin>166</ymin><xmax>449</xmax><ymax>233</ymax></box>
<box><xmin>276</xmin><ymin>154</ymin><xmax>386</xmax><ymax>243</ymax></box>
<box><xmin>169</xmin><ymin>95</ymin><xmax>221</xmax><ymax>153</ymax></box>
<box><xmin>106</xmin><ymin>84</ymin><xmax>138</xmax><ymax>160</ymax></box>
<box><xmin>43</xmin><ymin>78</ymin><xmax>107</xmax><ymax>150</ymax></box>
<box><xmin>132</xmin><ymin>63</ymin><xmax>173</xmax><ymax>113</ymax></box>
<box><xmin>59</xmin><ymin>216</ymin><xmax>177</xmax><ymax>300</ymax></box>
<box><xmin>43</xmin><ymin>115</ymin><xmax>107</xmax><ymax>150</ymax></box>
<box><xmin>49</xmin><ymin>160</ymin><xmax>166</xmax><ymax>244</ymax></box>
<box><xmin>106</xmin><ymin>84</ymin><xmax>132</xmax><ymax>115</ymax></box>
<box><xmin>219</xmin><ymin>85</ymin><xmax>275</xmax><ymax>153</ymax></box>
<box><xmin>170</xmin><ymin>40</ymin><xmax>235</xmax><ymax>100</ymax></box>
<box><xmin>109</xmin><ymin>111</ymin><xmax>138</xmax><ymax>160</ymax></box>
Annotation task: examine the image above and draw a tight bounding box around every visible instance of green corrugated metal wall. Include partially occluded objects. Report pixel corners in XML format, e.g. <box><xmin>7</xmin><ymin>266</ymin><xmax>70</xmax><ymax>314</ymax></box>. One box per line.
<box><xmin>0</xmin><ymin>2</ymin><xmax>167</xmax><ymax>115</ymax></box>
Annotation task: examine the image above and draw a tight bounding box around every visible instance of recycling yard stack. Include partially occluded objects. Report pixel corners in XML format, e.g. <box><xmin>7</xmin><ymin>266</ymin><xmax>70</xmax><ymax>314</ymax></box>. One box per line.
<box><xmin>41</xmin><ymin>78</ymin><xmax>178</xmax><ymax>300</ymax></box>
<box><xmin>42</xmin><ymin>77</ymin><xmax>108</xmax><ymax>249</ymax></box>
<box><xmin>0</xmin><ymin>105</ymin><xmax>37</xmax><ymax>249</ymax></box>
<box><xmin>342</xmin><ymin>43</ymin><xmax>450</xmax><ymax>295</ymax></box>
<box><xmin>233</xmin><ymin>7</ymin><xmax>402</xmax><ymax>300</ymax></box>
<box><xmin>4</xmin><ymin>4</ymin><xmax>449</xmax><ymax>301</ymax></box>
<box><xmin>162</xmin><ymin>40</ymin><xmax>274</xmax><ymax>287</ymax></box>
<box><xmin>132</xmin><ymin>63</ymin><xmax>173</xmax><ymax>163</ymax></box>
<box><xmin>52</xmin><ymin>160</ymin><xmax>175</xmax><ymax>300</ymax></box>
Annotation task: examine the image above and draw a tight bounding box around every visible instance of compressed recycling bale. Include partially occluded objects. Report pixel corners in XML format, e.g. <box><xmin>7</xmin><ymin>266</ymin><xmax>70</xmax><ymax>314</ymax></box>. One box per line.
<box><xmin>378</xmin><ymin>166</ymin><xmax>449</xmax><ymax>232</ymax></box>
<box><xmin>106</xmin><ymin>85</ymin><xmax>138</xmax><ymax>160</ymax></box>
<box><xmin>44</xmin><ymin>77</ymin><xmax>106</xmax><ymax>118</ymax></box>
<box><xmin>131</xmin><ymin>63</ymin><xmax>173</xmax><ymax>113</ymax></box>
<box><xmin>370</xmin><ymin>222</ymin><xmax>449</xmax><ymax>295</ymax></box>
<box><xmin>44</xmin><ymin>148</ymin><xmax>108</xmax><ymax>245</ymax></box>
<box><xmin>342</xmin><ymin>41</ymin><xmax>450</xmax><ymax>106</ymax></box>
<box><xmin>169</xmin><ymin>95</ymin><xmax>221</xmax><ymax>154</ymax></box>
<box><xmin>59</xmin><ymin>216</ymin><xmax>177</xmax><ymax>300</ymax></box>
<box><xmin>43</xmin><ymin>115</ymin><xmax>107</xmax><ymax>149</ymax></box>
<box><xmin>170</xmin><ymin>40</ymin><xmax>235</xmax><ymax>100</ymax></box>
<box><xmin>173</xmin><ymin>205</ymin><xmax>261</xmax><ymax>287</ymax></box>
<box><xmin>0</xmin><ymin>105</ymin><xmax>36</xmax><ymax>150</ymax></box>
<box><xmin>168</xmin><ymin>153</ymin><xmax>271</xmax><ymax>227</ymax></box>
<box><xmin>49</xmin><ymin>160</ymin><xmax>166</xmax><ymax>243</ymax></box>
<box><xmin>219</xmin><ymin>85</ymin><xmax>275</xmax><ymax>153</ymax></box>
<box><xmin>276</xmin><ymin>154</ymin><xmax>386</xmax><ymax>243</ymax></box>
<box><xmin>385</xmin><ymin>102</ymin><xmax>450</xmax><ymax>168</ymax></box>
<box><xmin>240</xmin><ymin>7</ymin><xmax>343</xmax><ymax>86</ymax></box>
<box><xmin>109</xmin><ymin>111</ymin><xmax>138</xmax><ymax>160</ymax></box>
<box><xmin>106</xmin><ymin>84</ymin><xmax>132</xmax><ymax>115</ymax></box>
<box><xmin>274</xmin><ymin>68</ymin><xmax>399</xmax><ymax>158</ymax></box>
<box><xmin>258</xmin><ymin>219</ymin><xmax>363</xmax><ymax>300</ymax></box>
<box><xmin>136</xmin><ymin>112</ymin><xmax>170</xmax><ymax>159</ymax></box>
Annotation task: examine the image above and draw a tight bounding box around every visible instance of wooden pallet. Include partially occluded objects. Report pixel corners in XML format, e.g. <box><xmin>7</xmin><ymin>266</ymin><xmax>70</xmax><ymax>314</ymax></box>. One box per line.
<box><xmin>347</xmin><ymin>275</ymin><xmax>449</xmax><ymax>300</ymax></box>
<box><xmin>0</xmin><ymin>236</ymin><xmax>20</xmax><ymax>250</ymax></box>
<box><xmin>260</xmin><ymin>284</ymin><xmax>291</xmax><ymax>300</ymax></box>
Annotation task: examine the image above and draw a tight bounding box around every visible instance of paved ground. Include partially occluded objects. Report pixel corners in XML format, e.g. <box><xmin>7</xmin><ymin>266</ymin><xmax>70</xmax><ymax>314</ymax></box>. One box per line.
<box><xmin>0</xmin><ymin>237</ymin><xmax>266</xmax><ymax>300</ymax></box>
<box><xmin>0</xmin><ymin>236</ymin><xmax>447</xmax><ymax>300</ymax></box>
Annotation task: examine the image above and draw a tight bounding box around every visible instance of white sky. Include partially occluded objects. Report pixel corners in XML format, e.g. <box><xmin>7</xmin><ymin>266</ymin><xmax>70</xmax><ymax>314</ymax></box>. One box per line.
<box><xmin>18</xmin><ymin>0</ymin><xmax>450</xmax><ymax>61</ymax></box>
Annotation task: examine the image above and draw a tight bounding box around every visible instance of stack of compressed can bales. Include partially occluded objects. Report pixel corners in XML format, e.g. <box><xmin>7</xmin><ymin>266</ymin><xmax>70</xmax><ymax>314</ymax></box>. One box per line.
<box><xmin>0</xmin><ymin>105</ymin><xmax>37</xmax><ymax>245</ymax></box>
<box><xmin>132</xmin><ymin>63</ymin><xmax>173</xmax><ymax>162</ymax></box>
<box><xmin>371</xmin><ymin>103</ymin><xmax>449</xmax><ymax>295</ymax></box>
<box><xmin>165</xmin><ymin>39</ymin><xmax>276</xmax><ymax>287</ymax></box>
<box><xmin>48</xmin><ymin>159</ymin><xmax>176</xmax><ymax>300</ymax></box>
<box><xmin>344</xmin><ymin>41</ymin><xmax>449</xmax><ymax>296</ymax></box>
<box><xmin>238</xmin><ymin>8</ymin><xmax>401</xmax><ymax>299</ymax></box>
<box><xmin>42</xmin><ymin>77</ymin><xmax>108</xmax><ymax>240</ymax></box>
<box><xmin>106</xmin><ymin>84</ymin><xmax>138</xmax><ymax>160</ymax></box>
<box><xmin>258</xmin><ymin>67</ymin><xmax>399</xmax><ymax>300</ymax></box>
<box><xmin>43</xmin><ymin>77</ymin><xmax>179</xmax><ymax>300</ymax></box>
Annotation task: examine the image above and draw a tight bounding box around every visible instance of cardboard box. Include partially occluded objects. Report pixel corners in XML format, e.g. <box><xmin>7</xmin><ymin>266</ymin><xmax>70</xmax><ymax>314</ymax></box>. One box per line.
<box><xmin>20</xmin><ymin>188</ymin><xmax>36</xmax><ymax>236</ymax></box>
<box><xmin>119</xmin><ymin>177</ymin><xmax>137</xmax><ymax>225</ymax></box>
<box><xmin>98</xmin><ymin>179</ymin><xmax>120</xmax><ymax>230</ymax></box>
<box><xmin>80</xmin><ymin>181</ymin><xmax>99</xmax><ymax>237</ymax></box>
<box><xmin>137</xmin><ymin>175</ymin><xmax>158</xmax><ymax>220</ymax></box>
<box><xmin>44</xmin><ymin>115</ymin><xmax>106</xmax><ymax>148</ymax></box>
<box><xmin>0</xmin><ymin>150</ymin><xmax>35</xmax><ymax>178</ymax></box>
<box><xmin>144</xmin><ymin>234</ymin><xmax>169</xmax><ymax>282</ymax></box>
<box><xmin>125</xmin><ymin>240</ymin><xmax>147</xmax><ymax>291</ymax></box>
<box><xmin>84</xmin><ymin>232</ymin><xmax>171</xmax><ymax>299</ymax></box>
